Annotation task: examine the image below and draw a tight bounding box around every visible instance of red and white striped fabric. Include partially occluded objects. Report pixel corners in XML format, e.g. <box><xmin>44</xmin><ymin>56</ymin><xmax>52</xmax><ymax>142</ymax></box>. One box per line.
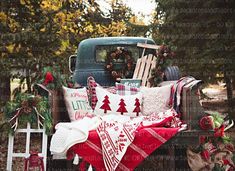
<box><xmin>67</xmin><ymin>108</ymin><xmax>184</xmax><ymax>171</ymax></box>
<box><xmin>87</xmin><ymin>76</ymin><xmax>98</xmax><ymax>110</ymax></box>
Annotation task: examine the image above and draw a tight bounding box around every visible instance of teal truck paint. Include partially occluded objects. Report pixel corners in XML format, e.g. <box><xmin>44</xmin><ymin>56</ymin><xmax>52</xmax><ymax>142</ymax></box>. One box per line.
<box><xmin>71</xmin><ymin>37</ymin><xmax>155</xmax><ymax>86</ymax></box>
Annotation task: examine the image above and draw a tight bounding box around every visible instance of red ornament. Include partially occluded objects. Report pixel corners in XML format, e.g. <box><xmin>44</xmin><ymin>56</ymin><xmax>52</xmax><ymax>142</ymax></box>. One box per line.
<box><xmin>133</xmin><ymin>98</ymin><xmax>141</xmax><ymax>116</ymax></box>
<box><xmin>100</xmin><ymin>95</ymin><xmax>111</xmax><ymax>113</ymax></box>
<box><xmin>43</xmin><ymin>71</ymin><xmax>54</xmax><ymax>85</ymax></box>
<box><xmin>199</xmin><ymin>116</ymin><xmax>215</xmax><ymax>130</ymax></box>
<box><xmin>116</xmin><ymin>98</ymin><xmax>127</xmax><ymax>115</ymax></box>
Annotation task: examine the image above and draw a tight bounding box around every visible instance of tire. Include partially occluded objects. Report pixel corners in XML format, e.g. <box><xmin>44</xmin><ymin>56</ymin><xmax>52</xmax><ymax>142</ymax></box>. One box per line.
<box><xmin>164</xmin><ymin>66</ymin><xmax>180</xmax><ymax>81</ymax></box>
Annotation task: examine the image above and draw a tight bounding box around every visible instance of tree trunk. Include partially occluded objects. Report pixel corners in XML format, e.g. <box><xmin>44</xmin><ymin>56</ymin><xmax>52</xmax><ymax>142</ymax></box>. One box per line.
<box><xmin>26</xmin><ymin>68</ymin><xmax>31</xmax><ymax>93</ymax></box>
<box><xmin>233</xmin><ymin>78</ymin><xmax>235</xmax><ymax>89</ymax></box>
<box><xmin>0</xmin><ymin>75</ymin><xmax>11</xmax><ymax>111</ymax></box>
<box><xmin>224</xmin><ymin>73</ymin><xmax>234</xmax><ymax>120</ymax></box>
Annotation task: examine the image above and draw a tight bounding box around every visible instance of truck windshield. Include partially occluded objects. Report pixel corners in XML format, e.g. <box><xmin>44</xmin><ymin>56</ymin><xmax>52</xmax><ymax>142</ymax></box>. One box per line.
<box><xmin>95</xmin><ymin>45</ymin><xmax>142</xmax><ymax>63</ymax></box>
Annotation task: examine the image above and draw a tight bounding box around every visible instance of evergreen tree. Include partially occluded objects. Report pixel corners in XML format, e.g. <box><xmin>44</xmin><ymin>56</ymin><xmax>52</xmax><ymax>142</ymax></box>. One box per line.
<box><xmin>154</xmin><ymin>0</ymin><xmax>235</xmax><ymax>118</ymax></box>
<box><xmin>0</xmin><ymin>0</ymin><xmax>152</xmax><ymax>110</ymax></box>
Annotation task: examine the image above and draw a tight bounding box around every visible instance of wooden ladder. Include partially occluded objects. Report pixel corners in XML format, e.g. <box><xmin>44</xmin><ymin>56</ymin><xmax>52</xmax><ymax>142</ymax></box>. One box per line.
<box><xmin>7</xmin><ymin>123</ymin><xmax>48</xmax><ymax>171</ymax></box>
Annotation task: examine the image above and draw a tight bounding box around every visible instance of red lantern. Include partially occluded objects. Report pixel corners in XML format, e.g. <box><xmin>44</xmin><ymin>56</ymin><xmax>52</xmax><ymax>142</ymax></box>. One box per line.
<box><xmin>24</xmin><ymin>152</ymin><xmax>44</xmax><ymax>171</ymax></box>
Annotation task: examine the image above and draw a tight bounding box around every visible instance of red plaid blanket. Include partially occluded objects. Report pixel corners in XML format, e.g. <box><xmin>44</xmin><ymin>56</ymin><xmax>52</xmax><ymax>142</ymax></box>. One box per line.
<box><xmin>67</xmin><ymin>127</ymin><xmax>179</xmax><ymax>170</ymax></box>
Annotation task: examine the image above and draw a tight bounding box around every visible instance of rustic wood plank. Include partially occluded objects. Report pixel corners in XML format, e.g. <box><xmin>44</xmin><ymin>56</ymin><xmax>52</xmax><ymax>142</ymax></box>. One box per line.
<box><xmin>182</xmin><ymin>80</ymin><xmax>203</xmax><ymax>129</ymax></box>
<box><xmin>133</xmin><ymin>58</ymin><xmax>141</xmax><ymax>79</ymax></box>
<box><xmin>182</xmin><ymin>86</ymin><xmax>188</xmax><ymax>124</ymax></box>
<box><xmin>168</xmin><ymin>146</ymin><xmax>175</xmax><ymax>171</ymax></box>
<box><xmin>142</xmin><ymin>54</ymin><xmax>153</xmax><ymax>86</ymax></box>
<box><xmin>133</xmin><ymin>55</ymin><xmax>157</xmax><ymax>87</ymax></box>
<box><xmin>190</xmin><ymin>81</ymin><xmax>204</xmax><ymax>129</ymax></box>
<box><xmin>133</xmin><ymin>42</ymin><xmax>159</xmax><ymax>87</ymax></box>
<box><xmin>137</xmin><ymin>43</ymin><xmax>160</xmax><ymax>50</ymax></box>
<box><xmin>137</xmin><ymin>55</ymin><xmax>147</xmax><ymax>80</ymax></box>
<box><xmin>146</xmin><ymin>57</ymin><xmax>157</xmax><ymax>87</ymax></box>
<box><xmin>184</xmin><ymin>82</ymin><xmax>194</xmax><ymax>129</ymax></box>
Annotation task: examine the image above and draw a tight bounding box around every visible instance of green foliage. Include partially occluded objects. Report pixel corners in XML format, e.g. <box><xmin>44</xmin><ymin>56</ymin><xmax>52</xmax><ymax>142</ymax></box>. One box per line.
<box><xmin>212</xmin><ymin>164</ymin><xmax>225</xmax><ymax>171</ymax></box>
<box><xmin>0</xmin><ymin>0</ymin><xmax>151</xmax><ymax>93</ymax></box>
<box><xmin>154</xmin><ymin>0</ymin><xmax>235</xmax><ymax>83</ymax></box>
<box><xmin>36</xmin><ymin>66</ymin><xmax>67</xmax><ymax>90</ymax></box>
<box><xmin>149</xmin><ymin>45</ymin><xmax>175</xmax><ymax>86</ymax></box>
<box><xmin>232</xmin><ymin>155</ymin><xmax>235</xmax><ymax>166</ymax></box>
<box><xmin>37</xmin><ymin>96</ymin><xmax>53</xmax><ymax>135</ymax></box>
<box><xmin>4</xmin><ymin>93</ymin><xmax>52</xmax><ymax>135</ymax></box>
<box><xmin>154</xmin><ymin>0</ymin><xmax>235</xmax><ymax>116</ymax></box>
<box><xmin>35</xmin><ymin>65</ymin><xmax>77</xmax><ymax>90</ymax></box>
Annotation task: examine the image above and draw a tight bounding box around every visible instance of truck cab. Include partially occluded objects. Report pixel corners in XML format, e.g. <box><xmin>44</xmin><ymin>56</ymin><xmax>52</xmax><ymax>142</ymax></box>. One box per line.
<box><xmin>70</xmin><ymin>37</ymin><xmax>156</xmax><ymax>86</ymax></box>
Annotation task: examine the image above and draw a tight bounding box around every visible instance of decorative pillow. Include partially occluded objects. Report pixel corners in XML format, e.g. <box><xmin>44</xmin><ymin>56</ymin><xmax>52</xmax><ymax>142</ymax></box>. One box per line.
<box><xmin>140</xmin><ymin>84</ymin><xmax>172</xmax><ymax>116</ymax></box>
<box><xmin>62</xmin><ymin>86</ymin><xmax>92</xmax><ymax>121</ymax></box>
<box><xmin>115</xmin><ymin>83</ymin><xmax>139</xmax><ymax>96</ymax></box>
<box><xmin>94</xmin><ymin>87</ymin><xmax>142</xmax><ymax>117</ymax></box>
<box><xmin>87</xmin><ymin>76</ymin><xmax>116</xmax><ymax>110</ymax></box>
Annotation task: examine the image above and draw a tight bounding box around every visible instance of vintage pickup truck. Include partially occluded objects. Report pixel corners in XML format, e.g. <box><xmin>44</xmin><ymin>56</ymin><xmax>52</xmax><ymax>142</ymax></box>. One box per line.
<box><xmin>69</xmin><ymin>37</ymin><xmax>180</xmax><ymax>86</ymax></box>
<box><xmin>37</xmin><ymin>37</ymin><xmax>210</xmax><ymax>170</ymax></box>
<box><xmin>68</xmin><ymin>36</ymin><xmax>203</xmax><ymax>127</ymax></box>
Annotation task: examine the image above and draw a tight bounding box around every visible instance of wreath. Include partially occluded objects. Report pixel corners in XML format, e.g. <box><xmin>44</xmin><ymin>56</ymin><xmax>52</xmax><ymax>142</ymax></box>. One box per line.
<box><xmin>4</xmin><ymin>93</ymin><xmax>53</xmax><ymax>135</ymax></box>
<box><xmin>105</xmin><ymin>48</ymin><xmax>135</xmax><ymax>81</ymax></box>
<box><xmin>149</xmin><ymin>45</ymin><xmax>175</xmax><ymax>86</ymax></box>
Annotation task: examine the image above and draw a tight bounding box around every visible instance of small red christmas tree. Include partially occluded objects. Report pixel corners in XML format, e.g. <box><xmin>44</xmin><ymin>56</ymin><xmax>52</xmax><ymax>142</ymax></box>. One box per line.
<box><xmin>117</xmin><ymin>98</ymin><xmax>127</xmax><ymax>115</ymax></box>
<box><xmin>133</xmin><ymin>98</ymin><xmax>141</xmax><ymax>116</ymax></box>
<box><xmin>100</xmin><ymin>95</ymin><xmax>111</xmax><ymax>113</ymax></box>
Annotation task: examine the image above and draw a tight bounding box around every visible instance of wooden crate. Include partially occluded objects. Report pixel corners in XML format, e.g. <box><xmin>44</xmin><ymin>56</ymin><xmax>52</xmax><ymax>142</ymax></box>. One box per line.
<box><xmin>181</xmin><ymin>80</ymin><xmax>204</xmax><ymax>130</ymax></box>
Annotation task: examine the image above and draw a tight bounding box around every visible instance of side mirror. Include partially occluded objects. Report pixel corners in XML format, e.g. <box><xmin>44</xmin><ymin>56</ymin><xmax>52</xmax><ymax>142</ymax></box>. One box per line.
<box><xmin>69</xmin><ymin>55</ymin><xmax>76</xmax><ymax>73</ymax></box>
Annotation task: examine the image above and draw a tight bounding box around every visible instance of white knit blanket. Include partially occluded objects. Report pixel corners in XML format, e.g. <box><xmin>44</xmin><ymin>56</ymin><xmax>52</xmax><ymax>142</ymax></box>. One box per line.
<box><xmin>50</xmin><ymin>116</ymin><xmax>101</xmax><ymax>155</ymax></box>
<box><xmin>50</xmin><ymin>115</ymin><xmax>134</xmax><ymax>156</ymax></box>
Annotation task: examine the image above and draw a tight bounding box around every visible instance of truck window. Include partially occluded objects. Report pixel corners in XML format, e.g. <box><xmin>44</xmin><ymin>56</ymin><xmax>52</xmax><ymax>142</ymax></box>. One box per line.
<box><xmin>95</xmin><ymin>45</ymin><xmax>142</xmax><ymax>63</ymax></box>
